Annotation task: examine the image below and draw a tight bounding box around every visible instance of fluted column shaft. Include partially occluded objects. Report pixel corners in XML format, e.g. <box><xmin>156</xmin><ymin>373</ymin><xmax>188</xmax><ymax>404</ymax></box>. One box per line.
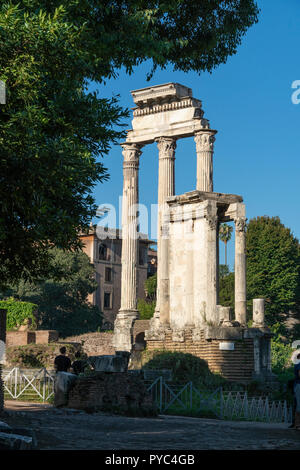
<box><xmin>234</xmin><ymin>217</ymin><xmax>247</xmax><ymax>325</ymax></box>
<box><xmin>155</xmin><ymin>137</ymin><xmax>176</xmax><ymax>325</ymax></box>
<box><xmin>120</xmin><ymin>143</ymin><xmax>142</xmax><ymax>314</ymax></box>
<box><xmin>194</xmin><ymin>130</ymin><xmax>216</xmax><ymax>192</ymax></box>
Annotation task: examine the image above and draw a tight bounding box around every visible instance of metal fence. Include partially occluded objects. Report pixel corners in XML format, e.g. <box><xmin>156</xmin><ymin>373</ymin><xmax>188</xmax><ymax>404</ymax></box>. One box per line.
<box><xmin>146</xmin><ymin>377</ymin><xmax>293</xmax><ymax>423</ymax></box>
<box><xmin>3</xmin><ymin>367</ymin><xmax>55</xmax><ymax>402</ymax></box>
<box><xmin>2</xmin><ymin>369</ymin><xmax>294</xmax><ymax>423</ymax></box>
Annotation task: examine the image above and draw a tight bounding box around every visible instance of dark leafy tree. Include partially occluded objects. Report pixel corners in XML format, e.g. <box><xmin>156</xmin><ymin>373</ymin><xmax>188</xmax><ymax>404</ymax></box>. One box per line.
<box><xmin>2</xmin><ymin>248</ymin><xmax>102</xmax><ymax>337</ymax></box>
<box><xmin>246</xmin><ymin>216</ymin><xmax>300</xmax><ymax>324</ymax></box>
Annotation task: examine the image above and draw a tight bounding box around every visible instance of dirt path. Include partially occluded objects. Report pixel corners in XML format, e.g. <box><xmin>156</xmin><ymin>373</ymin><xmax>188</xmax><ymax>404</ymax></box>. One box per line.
<box><xmin>2</xmin><ymin>400</ymin><xmax>300</xmax><ymax>450</ymax></box>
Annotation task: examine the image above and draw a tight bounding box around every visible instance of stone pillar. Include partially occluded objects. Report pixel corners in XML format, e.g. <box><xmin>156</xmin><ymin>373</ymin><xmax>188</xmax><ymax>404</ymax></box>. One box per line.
<box><xmin>194</xmin><ymin>130</ymin><xmax>216</xmax><ymax>192</ymax></box>
<box><xmin>234</xmin><ymin>216</ymin><xmax>247</xmax><ymax>325</ymax></box>
<box><xmin>253</xmin><ymin>298</ymin><xmax>265</xmax><ymax>327</ymax></box>
<box><xmin>205</xmin><ymin>201</ymin><xmax>218</xmax><ymax>324</ymax></box>
<box><xmin>154</xmin><ymin>137</ymin><xmax>176</xmax><ymax>325</ymax></box>
<box><xmin>113</xmin><ymin>143</ymin><xmax>142</xmax><ymax>351</ymax></box>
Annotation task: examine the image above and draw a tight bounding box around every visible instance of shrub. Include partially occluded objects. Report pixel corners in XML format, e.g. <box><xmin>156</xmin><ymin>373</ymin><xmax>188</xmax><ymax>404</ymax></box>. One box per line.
<box><xmin>137</xmin><ymin>299</ymin><xmax>156</xmax><ymax>320</ymax></box>
<box><xmin>0</xmin><ymin>298</ymin><xmax>37</xmax><ymax>330</ymax></box>
<box><xmin>142</xmin><ymin>350</ymin><xmax>226</xmax><ymax>389</ymax></box>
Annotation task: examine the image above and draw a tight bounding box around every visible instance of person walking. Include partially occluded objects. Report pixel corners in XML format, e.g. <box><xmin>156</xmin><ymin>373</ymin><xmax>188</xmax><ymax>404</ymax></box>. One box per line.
<box><xmin>54</xmin><ymin>346</ymin><xmax>71</xmax><ymax>373</ymax></box>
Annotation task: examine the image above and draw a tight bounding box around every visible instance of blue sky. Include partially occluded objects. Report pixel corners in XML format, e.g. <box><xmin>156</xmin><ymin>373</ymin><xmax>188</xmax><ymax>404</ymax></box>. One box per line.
<box><xmin>90</xmin><ymin>0</ymin><xmax>300</xmax><ymax>269</ymax></box>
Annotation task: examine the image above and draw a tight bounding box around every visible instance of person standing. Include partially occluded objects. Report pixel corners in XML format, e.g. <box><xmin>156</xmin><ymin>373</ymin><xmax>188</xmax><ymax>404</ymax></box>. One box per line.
<box><xmin>54</xmin><ymin>346</ymin><xmax>71</xmax><ymax>373</ymax></box>
<box><xmin>71</xmin><ymin>351</ymin><xmax>85</xmax><ymax>375</ymax></box>
<box><xmin>294</xmin><ymin>353</ymin><xmax>300</xmax><ymax>430</ymax></box>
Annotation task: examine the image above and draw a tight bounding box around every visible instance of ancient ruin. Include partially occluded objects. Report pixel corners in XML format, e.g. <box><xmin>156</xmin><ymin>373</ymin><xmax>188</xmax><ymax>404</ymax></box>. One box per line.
<box><xmin>113</xmin><ymin>83</ymin><xmax>273</xmax><ymax>382</ymax></box>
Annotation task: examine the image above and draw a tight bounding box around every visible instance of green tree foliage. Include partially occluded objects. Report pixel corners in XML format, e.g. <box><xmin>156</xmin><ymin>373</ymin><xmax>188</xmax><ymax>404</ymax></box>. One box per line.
<box><xmin>0</xmin><ymin>3</ymin><xmax>128</xmax><ymax>286</ymax></box>
<box><xmin>0</xmin><ymin>298</ymin><xmax>37</xmax><ymax>330</ymax></box>
<box><xmin>219</xmin><ymin>268</ymin><xmax>235</xmax><ymax>311</ymax></box>
<box><xmin>246</xmin><ymin>216</ymin><xmax>300</xmax><ymax>323</ymax></box>
<box><xmin>137</xmin><ymin>273</ymin><xmax>157</xmax><ymax>319</ymax></box>
<box><xmin>2</xmin><ymin>248</ymin><xmax>102</xmax><ymax>337</ymax></box>
<box><xmin>0</xmin><ymin>1</ymin><xmax>259</xmax><ymax>285</ymax></box>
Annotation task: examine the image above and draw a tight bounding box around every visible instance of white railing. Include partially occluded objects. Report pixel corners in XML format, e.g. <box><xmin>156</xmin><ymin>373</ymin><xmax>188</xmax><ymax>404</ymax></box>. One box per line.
<box><xmin>146</xmin><ymin>377</ymin><xmax>293</xmax><ymax>423</ymax></box>
<box><xmin>3</xmin><ymin>367</ymin><xmax>55</xmax><ymax>402</ymax></box>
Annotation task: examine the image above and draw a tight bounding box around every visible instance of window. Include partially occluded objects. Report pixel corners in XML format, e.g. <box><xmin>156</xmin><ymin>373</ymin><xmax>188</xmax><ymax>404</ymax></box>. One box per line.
<box><xmin>139</xmin><ymin>248</ymin><xmax>145</xmax><ymax>266</ymax></box>
<box><xmin>99</xmin><ymin>243</ymin><xmax>108</xmax><ymax>260</ymax></box>
<box><xmin>104</xmin><ymin>292</ymin><xmax>111</xmax><ymax>309</ymax></box>
<box><xmin>105</xmin><ymin>267</ymin><xmax>112</xmax><ymax>282</ymax></box>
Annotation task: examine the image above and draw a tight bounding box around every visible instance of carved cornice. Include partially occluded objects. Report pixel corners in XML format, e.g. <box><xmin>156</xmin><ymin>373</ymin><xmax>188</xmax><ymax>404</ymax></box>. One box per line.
<box><xmin>133</xmin><ymin>98</ymin><xmax>203</xmax><ymax>117</ymax></box>
<box><xmin>194</xmin><ymin>131</ymin><xmax>216</xmax><ymax>152</ymax></box>
<box><xmin>156</xmin><ymin>137</ymin><xmax>177</xmax><ymax>159</ymax></box>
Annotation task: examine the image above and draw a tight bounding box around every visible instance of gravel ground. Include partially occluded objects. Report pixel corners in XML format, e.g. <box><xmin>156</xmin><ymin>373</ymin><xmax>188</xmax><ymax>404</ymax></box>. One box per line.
<box><xmin>1</xmin><ymin>400</ymin><xmax>300</xmax><ymax>450</ymax></box>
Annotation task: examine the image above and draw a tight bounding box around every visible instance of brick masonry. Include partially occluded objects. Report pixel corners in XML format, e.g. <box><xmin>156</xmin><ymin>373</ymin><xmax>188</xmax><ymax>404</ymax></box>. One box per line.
<box><xmin>66</xmin><ymin>372</ymin><xmax>156</xmax><ymax>415</ymax></box>
<box><xmin>146</xmin><ymin>329</ymin><xmax>255</xmax><ymax>382</ymax></box>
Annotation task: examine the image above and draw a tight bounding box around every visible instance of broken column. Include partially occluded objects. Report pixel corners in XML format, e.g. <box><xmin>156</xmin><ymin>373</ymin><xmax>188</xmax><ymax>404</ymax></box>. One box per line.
<box><xmin>253</xmin><ymin>298</ymin><xmax>265</xmax><ymax>327</ymax></box>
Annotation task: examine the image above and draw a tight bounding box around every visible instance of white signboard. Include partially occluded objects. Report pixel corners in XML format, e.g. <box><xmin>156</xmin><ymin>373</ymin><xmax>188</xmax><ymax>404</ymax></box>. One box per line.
<box><xmin>219</xmin><ymin>342</ymin><xmax>235</xmax><ymax>351</ymax></box>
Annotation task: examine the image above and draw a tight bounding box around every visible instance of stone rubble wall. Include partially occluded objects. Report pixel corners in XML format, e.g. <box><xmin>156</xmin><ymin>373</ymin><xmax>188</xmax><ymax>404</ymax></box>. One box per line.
<box><xmin>65</xmin><ymin>321</ymin><xmax>150</xmax><ymax>357</ymax></box>
<box><xmin>146</xmin><ymin>328</ymin><xmax>255</xmax><ymax>382</ymax></box>
<box><xmin>64</xmin><ymin>332</ymin><xmax>115</xmax><ymax>356</ymax></box>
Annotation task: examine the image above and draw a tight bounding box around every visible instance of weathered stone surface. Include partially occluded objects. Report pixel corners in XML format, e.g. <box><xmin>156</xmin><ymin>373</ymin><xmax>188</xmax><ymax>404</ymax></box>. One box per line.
<box><xmin>0</xmin><ymin>431</ymin><xmax>33</xmax><ymax>450</ymax></box>
<box><xmin>0</xmin><ymin>420</ymin><xmax>12</xmax><ymax>432</ymax></box>
<box><xmin>54</xmin><ymin>372</ymin><xmax>78</xmax><ymax>408</ymax></box>
<box><xmin>88</xmin><ymin>353</ymin><xmax>129</xmax><ymax>373</ymax></box>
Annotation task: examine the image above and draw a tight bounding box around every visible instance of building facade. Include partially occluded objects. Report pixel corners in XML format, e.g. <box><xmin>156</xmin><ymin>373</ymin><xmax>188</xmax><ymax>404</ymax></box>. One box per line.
<box><xmin>80</xmin><ymin>227</ymin><xmax>155</xmax><ymax>329</ymax></box>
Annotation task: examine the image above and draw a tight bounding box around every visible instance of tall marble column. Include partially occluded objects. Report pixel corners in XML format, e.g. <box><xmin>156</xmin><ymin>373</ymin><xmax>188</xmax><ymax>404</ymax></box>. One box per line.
<box><xmin>113</xmin><ymin>143</ymin><xmax>142</xmax><ymax>351</ymax></box>
<box><xmin>194</xmin><ymin>130</ymin><xmax>216</xmax><ymax>192</ymax></box>
<box><xmin>154</xmin><ymin>137</ymin><xmax>176</xmax><ymax>325</ymax></box>
<box><xmin>205</xmin><ymin>201</ymin><xmax>218</xmax><ymax>325</ymax></box>
<box><xmin>234</xmin><ymin>216</ymin><xmax>247</xmax><ymax>325</ymax></box>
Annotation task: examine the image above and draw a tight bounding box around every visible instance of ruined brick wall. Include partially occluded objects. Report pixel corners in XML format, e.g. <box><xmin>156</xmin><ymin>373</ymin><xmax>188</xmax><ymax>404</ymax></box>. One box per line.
<box><xmin>6</xmin><ymin>331</ymin><xmax>36</xmax><ymax>347</ymax></box>
<box><xmin>0</xmin><ymin>309</ymin><xmax>7</xmax><ymax>412</ymax></box>
<box><xmin>6</xmin><ymin>330</ymin><xmax>58</xmax><ymax>347</ymax></box>
<box><xmin>133</xmin><ymin>320</ymin><xmax>150</xmax><ymax>339</ymax></box>
<box><xmin>67</xmin><ymin>372</ymin><xmax>155</xmax><ymax>415</ymax></box>
<box><xmin>64</xmin><ymin>332</ymin><xmax>115</xmax><ymax>356</ymax></box>
<box><xmin>146</xmin><ymin>329</ymin><xmax>255</xmax><ymax>382</ymax></box>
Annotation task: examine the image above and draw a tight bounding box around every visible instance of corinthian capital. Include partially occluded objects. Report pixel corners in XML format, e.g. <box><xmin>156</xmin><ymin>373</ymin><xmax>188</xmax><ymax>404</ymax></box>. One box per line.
<box><xmin>121</xmin><ymin>143</ymin><xmax>142</xmax><ymax>163</ymax></box>
<box><xmin>155</xmin><ymin>137</ymin><xmax>177</xmax><ymax>159</ymax></box>
<box><xmin>194</xmin><ymin>131</ymin><xmax>216</xmax><ymax>152</ymax></box>
<box><xmin>234</xmin><ymin>217</ymin><xmax>247</xmax><ymax>232</ymax></box>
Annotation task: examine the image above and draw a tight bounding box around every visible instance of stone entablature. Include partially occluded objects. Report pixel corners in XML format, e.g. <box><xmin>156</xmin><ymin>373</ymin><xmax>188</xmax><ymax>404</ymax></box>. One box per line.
<box><xmin>126</xmin><ymin>83</ymin><xmax>213</xmax><ymax>145</ymax></box>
